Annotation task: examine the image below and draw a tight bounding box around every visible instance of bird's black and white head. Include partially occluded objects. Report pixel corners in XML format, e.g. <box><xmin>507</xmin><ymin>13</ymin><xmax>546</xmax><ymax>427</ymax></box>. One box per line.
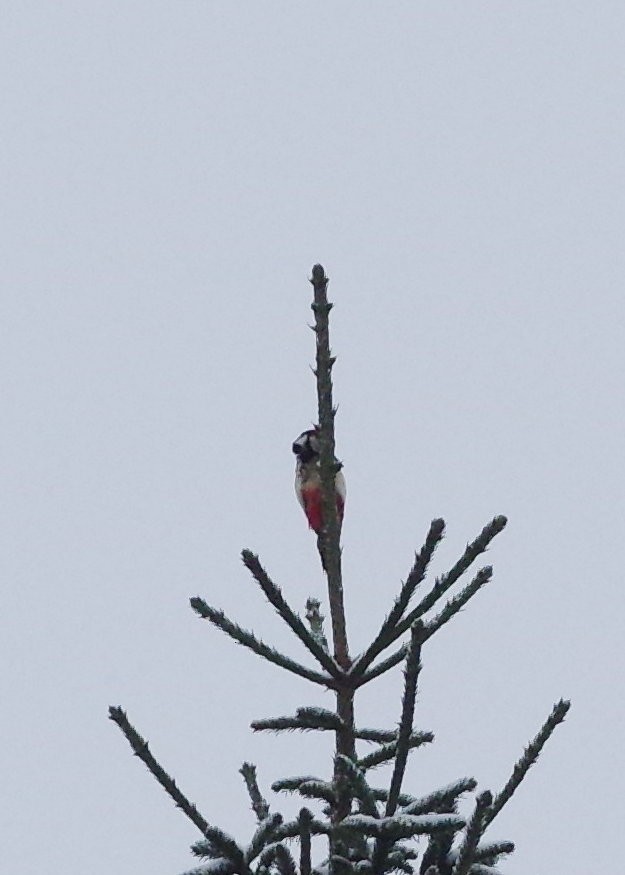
<box><xmin>292</xmin><ymin>428</ymin><xmax>320</xmax><ymax>464</ymax></box>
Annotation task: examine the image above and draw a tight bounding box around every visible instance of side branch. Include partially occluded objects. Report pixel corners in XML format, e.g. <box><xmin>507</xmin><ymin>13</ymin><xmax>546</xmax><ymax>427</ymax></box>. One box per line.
<box><xmin>482</xmin><ymin>699</ymin><xmax>571</xmax><ymax>830</ymax></box>
<box><xmin>357</xmin><ymin>730</ymin><xmax>434</xmax><ymax>771</ymax></box>
<box><xmin>357</xmin><ymin>566</ymin><xmax>494</xmax><ymax>687</ymax></box>
<box><xmin>251</xmin><ymin>707</ymin><xmax>344</xmax><ymax>733</ymax></box>
<box><xmin>386</xmin><ymin>623</ymin><xmax>424</xmax><ymax>817</ymax></box>
<box><xmin>310</xmin><ymin>263</ymin><xmax>349</xmax><ymax>670</ymax></box>
<box><xmin>108</xmin><ymin>706</ymin><xmax>210</xmax><ymax>835</ymax></box>
<box><xmin>239</xmin><ymin>762</ymin><xmax>270</xmax><ymax>822</ymax></box>
<box><xmin>190</xmin><ymin>597</ymin><xmax>335</xmax><ymax>688</ymax></box>
<box><xmin>350</xmin><ymin>520</ymin><xmax>445</xmax><ymax>677</ymax></box>
<box><xmin>241</xmin><ymin>550</ymin><xmax>342</xmax><ymax>679</ymax></box>
<box><xmin>393</xmin><ymin>516</ymin><xmax>506</xmax><ymax>642</ymax></box>
<box><xmin>452</xmin><ymin>791</ymin><xmax>493</xmax><ymax>875</ymax></box>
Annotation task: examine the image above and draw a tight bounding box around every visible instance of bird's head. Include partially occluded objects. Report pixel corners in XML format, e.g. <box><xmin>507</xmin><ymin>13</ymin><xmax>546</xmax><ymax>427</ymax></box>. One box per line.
<box><xmin>292</xmin><ymin>427</ymin><xmax>320</xmax><ymax>463</ymax></box>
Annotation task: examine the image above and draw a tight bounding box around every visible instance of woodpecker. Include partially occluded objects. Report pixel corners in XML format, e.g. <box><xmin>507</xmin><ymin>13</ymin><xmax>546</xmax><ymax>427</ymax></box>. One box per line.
<box><xmin>292</xmin><ymin>427</ymin><xmax>346</xmax><ymax>534</ymax></box>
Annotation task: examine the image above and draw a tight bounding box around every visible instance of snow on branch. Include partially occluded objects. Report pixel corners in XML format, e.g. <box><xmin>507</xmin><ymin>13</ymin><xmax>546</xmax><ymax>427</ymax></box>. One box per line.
<box><xmin>400</xmin><ymin>778</ymin><xmax>478</xmax><ymax>816</ymax></box>
<box><xmin>452</xmin><ymin>791</ymin><xmax>493</xmax><ymax>875</ymax></box>
<box><xmin>252</xmin><ymin>707</ymin><xmax>344</xmax><ymax>734</ymax></box>
<box><xmin>472</xmin><ymin>841</ymin><xmax>515</xmax><ymax>866</ymax></box>
<box><xmin>299</xmin><ymin>780</ymin><xmax>337</xmax><ymax>804</ymax></box>
<box><xmin>357</xmin><ymin>730</ymin><xmax>434</xmax><ymax>771</ymax></box>
<box><xmin>305</xmin><ymin>598</ymin><xmax>329</xmax><ymax>652</ymax></box>
<box><xmin>335</xmin><ymin>755</ymin><xmax>379</xmax><ymax>817</ymax></box>
<box><xmin>257</xmin><ymin>843</ymin><xmax>298</xmax><ymax>875</ymax></box>
<box><xmin>245</xmin><ymin>814</ymin><xmax>285</xmax><ymax>863</ymax></box>
<box><xmin>337</xmin><ymin>813</ymin><xmax>465</xmax><ymax>840</ymax></box>
<box><xmin>272</xmin><ymin>776</ymin><xmax>321</xmax><ymax>794</ymax></box>
<box><xmin>179</xmin><ymin>860</ymin><xmax>237</xmax><ymax>875</ymax></box>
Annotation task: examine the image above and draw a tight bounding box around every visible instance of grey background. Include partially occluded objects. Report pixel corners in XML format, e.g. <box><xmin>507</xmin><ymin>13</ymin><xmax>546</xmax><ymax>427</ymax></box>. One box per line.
<box><xmin>2</xmin><ymin>3</ymin><xmax>623</xmax><ymax>873</ymax></box>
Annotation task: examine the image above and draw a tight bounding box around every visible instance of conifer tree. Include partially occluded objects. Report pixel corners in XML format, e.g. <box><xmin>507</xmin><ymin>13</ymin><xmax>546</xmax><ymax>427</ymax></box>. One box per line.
<box><xmin>110</xmin><ymin>264</ymin><xmax>570</xmax><ymax>875</ymax></box>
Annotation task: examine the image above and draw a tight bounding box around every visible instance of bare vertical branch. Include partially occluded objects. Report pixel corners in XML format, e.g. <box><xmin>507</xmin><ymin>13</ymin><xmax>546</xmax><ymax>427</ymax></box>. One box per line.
<box><xmin>310</xmin><ymin>264</ymin><xmax>356</xmax><ymax>864</ymax></box>
<box><xmin>310</xmin><ymin>263</ymin><xmax>349</xmax><ymax>670</ymax></box>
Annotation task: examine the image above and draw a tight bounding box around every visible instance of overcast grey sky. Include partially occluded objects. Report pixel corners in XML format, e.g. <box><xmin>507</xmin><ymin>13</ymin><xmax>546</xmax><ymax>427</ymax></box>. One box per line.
<box><xmin>2</xmin><ymin>3</ymin><xmax>623</xmax><ymax>873</ymax></box>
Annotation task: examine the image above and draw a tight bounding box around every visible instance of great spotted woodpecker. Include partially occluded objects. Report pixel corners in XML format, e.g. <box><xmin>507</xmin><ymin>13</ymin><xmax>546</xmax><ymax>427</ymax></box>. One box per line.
<box><xmin>292</xmin><ymin>427</ymin><xmax>346</xmax><ymax>534</ymax></box>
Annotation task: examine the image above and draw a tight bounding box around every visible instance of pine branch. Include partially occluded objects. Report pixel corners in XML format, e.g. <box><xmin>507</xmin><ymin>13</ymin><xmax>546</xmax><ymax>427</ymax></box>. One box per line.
<box><xmin>310</xmin><ymin>264</ymin><xmax>356</xmax><ymax>850</ymax></box>
<box><xmin>419</xmin><ymin>829</ymin><xmax>455</xmax><ymax>875</ymax></box>
<box><xmin>252</xmin><ymin>707</ymin><xmax>344</xmax><ymax>734</ymax></box>
<box><xmin>310</xmin><ymin>264</ymin><xmax>349</xmax><ymax>669</ymax></box>
<box><xmin>239</xmin><ymin>763</ymin><xmax>270</xmax><ymax>822</ymax></box>
<box><xmin>369</xmin><ymin>788</ymin><xmax>416</xmax><ymax>807</ymax></box>
<box><xmin>351</xmin><ymin>521</ymin><xmax>445</xmax><ymax>677</ymax></box>
<box><xmin>452</xmin><ymin>791</ymin><xmax>493</xmax><ymax>875</ymax></box>
<box><xmin>190</xmin><ymin>597</ymin><xmax>334</xmax><ymax>687</ymax></box>
<box><xmin>273</xmin><ymin>817</ymin><xmax>332</xmax><ymax>841</ymax></box>
<box><xmin>299</xmin><ymin>780</ymin><xmax>337</xmax><ymax>804</ymax></box>
<box><xmin>473</xmin><ymin>841</ymin><xmax>515</xmax><ymax>864</ymax></box>
<box><xmin>275</xmin><ymin>845</ymin><xmax>298</xmax><ymax>875</ymax></box>
<box><xmin>241</xmin><ymin>550</ymin><xmax>342</xmax><ymax>679</ymax></box>
<box><xmin>257</xmin><ymin>844</ymin><xmax>298</xmax><ymax>875</ymax></box>
<box><xmin>357</xmin><ymin>730</ymin><xmax>434</xmax><ymax>771</ymax></box>
<box><xmin>358</xmin><ymin>566</ymin><xmax>494</xmax><ymax>688</ymax></box>
<box><xmin>372</xmin><ymin>625</ymin><xmax>423</xmax><ymax>875</ymax></box>
<box><xmin>337</xmin><ymin>813</ymin><xmax>465</xmax><ymax>841</ymax></box>
<box><xmin>180</xmin><ymin>862</ymin><xmax>237</xmax><ymax>875</ymax></box>
<box><xmin>354</xmin><ymin>728</ymin><xmax>398</xmax><ymax>743</ymax></box>
<box><xmin>271</xmin><ymin>776</ymin><xmax>321</xmax><ymax>794</ymax></box>
<box><xmin>467</xmin><ymin>866</ymin><xmax>504</xmax><ymax>875</ymax></box>
<box><xmin>360</xmin><ymin>518</ymin><xmax>506</xmax><ymax>671</ymax></box>
<box><xmin>423</xmin><ymin>567</ymin><xmax>493</xmax><ymax>638</ymax></box>
<box><xmin>482</xmin><ymin>699</ymin><xmax>571</xmax><ymax>830</ymax></box>
<box><xmin>196</xmin><ymin>827</ymin><xmax>247</xmax><ymax>870</ymax></box>
<box><xmin>401</xmin><ymin>779</ymin><xmax>477</xmax><ymax>816</ymax></box>
<box><xmin>245</xmin><ymin>814</ymin><xmax>284</xmax><ymax>864</ymax></box>
<box><xmin>327</xmin><ymin>856</ymin><xmax>354</xmax><ymax>875</ymax></box>
<box><xmin>191</xmin><ymin>813</ymin><xmax>328</xmax><ymax>865</ymax></box>
<box><xmin>335</xmin><ymin>755</ymin><xmax>379</xmax><ymax>817</ymax></box>
<box><xmin>306</xmin><ymin>597</ymin><xmax>329</xmax><ymax>652</ymax></box>
<box><xmin>386</xmin><ymin>623</ymin><xmax>424</xmax><ymax>817</ymax></box>
<box><xmin>386</xmin><ymin>847</ymin><xmax>418</xmax><ymax>873</ymax></box>
<box><xmin>357</xmin><ymin>647</ymin><xmax>409</xmax><ymax>686</ymax></box>
<box><xmin>299</xmin><ymin>809</ymin><xmax>313</xmax><ymax>875</ymax></box>
<box><xmin>396</xmin><ymin>517</ymin><xmax>506</xmax><ymax>635</ymax></box>
<box><xmin>108</xmin><ymin>706</ymin><xmax>211</xmax><ymax>837</ymax></box>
